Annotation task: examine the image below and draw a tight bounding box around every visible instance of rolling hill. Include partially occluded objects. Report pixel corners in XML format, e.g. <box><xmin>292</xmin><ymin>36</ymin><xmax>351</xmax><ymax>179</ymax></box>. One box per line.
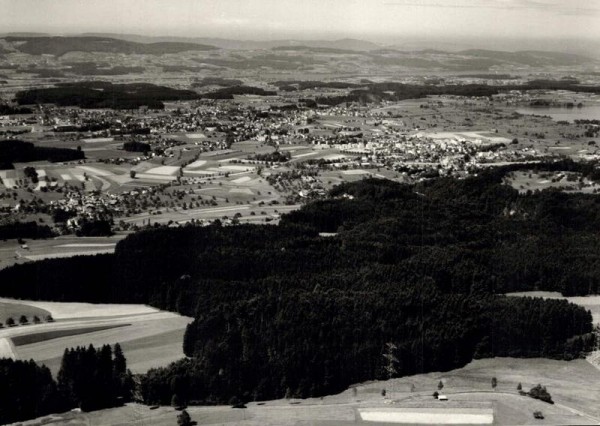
<box><xmin>1</xmin><ymin>36</ymin><xmax>217</xmax><ymax>56</ymax></box>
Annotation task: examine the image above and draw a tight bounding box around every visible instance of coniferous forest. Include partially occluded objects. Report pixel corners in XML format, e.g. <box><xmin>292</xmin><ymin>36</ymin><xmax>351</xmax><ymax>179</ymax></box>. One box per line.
<box><xmin>0</xmin><ymin>163</ymin><xmax>598</xmax><ymax>409</ymax></box>
<box><xmin>0</xmin><ymin>343</ymin><xmax>133</xmax><ymax>424</ymax></box>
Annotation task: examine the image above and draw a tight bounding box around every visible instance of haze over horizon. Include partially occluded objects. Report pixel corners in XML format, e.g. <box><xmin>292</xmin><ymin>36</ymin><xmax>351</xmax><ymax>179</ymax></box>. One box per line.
<box><xmin>2</xmin><ymin>0</ymin><xmax>600</xmax><ymax>53</ymax></box>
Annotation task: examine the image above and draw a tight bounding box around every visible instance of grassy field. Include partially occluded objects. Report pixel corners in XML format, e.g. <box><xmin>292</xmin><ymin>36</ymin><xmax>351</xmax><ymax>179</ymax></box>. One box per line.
<box><xmin>0</xmin><ymin>301</ymin><xmax>50</xmax><ymax>324</ymax></box>
<box><xmin>13</xmin><ymin>357</ymin><xmax>600</xmax><ymax>425</ymax></box>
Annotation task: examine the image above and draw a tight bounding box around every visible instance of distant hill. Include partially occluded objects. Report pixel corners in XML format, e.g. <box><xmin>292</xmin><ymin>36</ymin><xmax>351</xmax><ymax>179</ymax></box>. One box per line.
<box><xmin>457</xmin><ymin>49</ymin><xmax>592</xmax><ymax>66</ymax></box>
<box><xmin>271</xmin><ymin>45</ymin><xmax>364</xmax><ymax>54</ymax></box>
<box><xmin>271</xmin><ymin>38</ymin><xmax>380</xmax><ymax>52</ymax></box>
<box><xmin>1</xmin><ymin>36</ymin><xmax>217</xmax><ymax>56</ymax></box>
<box><xmin>2</xmin><ymin>34</ymin><xmax>595</xmax><ymax>69</ymax></box>
<box><xmin>80</xmin><ymin>33</ymin><xmax>381</xmax><ymax>51</ymax></box>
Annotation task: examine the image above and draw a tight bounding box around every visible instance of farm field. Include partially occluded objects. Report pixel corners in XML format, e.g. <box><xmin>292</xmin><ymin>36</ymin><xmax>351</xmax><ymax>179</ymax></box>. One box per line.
<box><xmin>0</xmin><ymin>297</ymin><xmax>192</xmax><ymax>375</ymax></box>
<box><xmin>0</xmin><ymin>234</ymin><xmax>126</xmax><ymax>270</ymax></box>
<box><xmin>12</xmin><ymin>357</ymin><xmax>600</xmax><ymax>425</ymax></box>
<box><xmin>505</xmin><ymin>171</ymin><xmax>600</xmax><ymax>194</ymax></box>
<box><xmin>121</xmin><ymin>202</ymin><xmax>299</xmax><ymax>226</ymax></box>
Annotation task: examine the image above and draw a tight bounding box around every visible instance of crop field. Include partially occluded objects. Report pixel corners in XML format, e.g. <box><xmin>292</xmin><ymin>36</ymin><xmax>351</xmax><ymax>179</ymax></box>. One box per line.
<box><xmin>0</xmin><ymin>298</ymin><xmax>158</xmax><ymax>320</ymax></box>
<box><xmin>0</xmin><ymin>298</ymin><xmax>192</xmax><ymax>375</ymax></box>
<box><xmin>121</xmin><ymin>202</ymin><xmax>298</xmax><ymax>227</ymax></box>
<box><xmin>0</xmin><ymin>161</ymin><xmax>131</xmax><ymax>193</ymax></box>
<box><xmin>121</xmin><ymin>163</ymin><xmax>296</xmax><ymax>226</ymax></box>
<box><xmin>0</xmin><ymin>235</ymin><xmax>125</xmax><ymax>269</ymax></box>
<box><xmin>11</xmin><ymin>324</ymin><xmax>129</xmax><ymax>346</ymax></box>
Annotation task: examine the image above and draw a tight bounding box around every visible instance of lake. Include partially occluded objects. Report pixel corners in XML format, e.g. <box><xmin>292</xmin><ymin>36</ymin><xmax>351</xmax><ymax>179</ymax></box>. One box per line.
<box><xmin>516</xmin><ymin>105</ymin><xmax>600</xmax><ymax>122</ymax></box>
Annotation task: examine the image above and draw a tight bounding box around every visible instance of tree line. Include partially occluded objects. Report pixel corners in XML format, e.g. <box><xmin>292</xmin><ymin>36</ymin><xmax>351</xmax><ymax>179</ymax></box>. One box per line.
<box><xmin>0</xmin><ymin>139</ymin><xmax>84</xmax><ymax>169</ymax></box>
<box><xmin>0</xmin><ymin>221</ymin><xmax>54</xmax><ymax>240</ymax></box>
<box><xmin>309</xmin><ymin>79</ymin><xmax>600</xmax><ymax>106</ymax></box>
<box><xmin>0</xmin><ymin>343</ymin><xmax>133</xmax><ymax>424</ymax></box>
<box><xmin>15</xmin><ymin>81</ymin><xmax>199</xmax><ymax>110</ymax></box>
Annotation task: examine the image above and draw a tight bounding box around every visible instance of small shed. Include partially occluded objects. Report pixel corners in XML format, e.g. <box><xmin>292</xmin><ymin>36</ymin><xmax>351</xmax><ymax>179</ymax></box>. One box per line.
<box><xmin>437</xmin><ymin>395</ymin><xmax>448</xmax><ymax>401</ymax></box>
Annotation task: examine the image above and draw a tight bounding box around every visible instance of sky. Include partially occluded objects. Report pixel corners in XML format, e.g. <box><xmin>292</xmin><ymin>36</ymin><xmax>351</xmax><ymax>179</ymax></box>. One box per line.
<box><xmin>1</xmin><ymin>0</ymin><xmax>599</xmax><ymax>44</ymax></box>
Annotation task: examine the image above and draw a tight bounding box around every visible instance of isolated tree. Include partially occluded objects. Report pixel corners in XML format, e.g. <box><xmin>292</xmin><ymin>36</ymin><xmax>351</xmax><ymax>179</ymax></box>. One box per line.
<box><xmin>6</xmin><ymin>317</ymin><xmax>15</xmax><ymax>326</ymax></box>
<box><xmin>433</xmin><ymin>391</ymin><xmax>439</xmax><ymax>399</ymax></box>
<box><xmin>491</xmin><ymin>377</ymin><xmax>497</xmax><ymax>389</ymax></box>
<box><xmin>45</xmin><ymin>314</ymin><xmax>54</xmax><ymax>322</ymax></box>
<box><xmin>383</xmin><ymin>342</ymin><xmax>398</xmax><ymax>380</ymax></box>
<box><xmin>177</xmin><ymin>409</ymin><xmax>193</xmax><ymax>426</ymax></box>
<box><xmin>33</xmin><ymin>315</ymin><xmax>41</xmax><ymax>324</ymax></box>
<box><xmin>437</xmin><ymin>380</ymin><xmax>444</xmax><ymax>391</ymax></box>
<box><xmin>171</xmin><ymin>393</ymin><xmax>183</xmax><ymax>409</ymax></box>
<box><xmin>517</xmin><ymin>382</ymin><xmax>522</xmax><ymax>391</ymax></box>
<box><xmin>19</xmin><ymin>315</ymin><xmax>28</xmax><ymax>325</ymax></box>
<box><xmin>24</xmin><ymin>166</ymin><xmax>39</xmax><ymax>184</ymax></box>
<box><xmin>113</xmin><ymin>343</ymin><xmax>127</xmax><ymax>376</ymax></box>
<box><xmin>382</xmin><ymin>342</ymin><xmax>398</xmax><ymax>396</ymax></box>
<box><xmin>130</xmin><ymin>170</ymin><xmax>137</xmax><ymax>179</ymax></box>
<box><xmin>528</xmin><ymin>384</ymin><xmax>553</xmax><ymax>404</ymax></box>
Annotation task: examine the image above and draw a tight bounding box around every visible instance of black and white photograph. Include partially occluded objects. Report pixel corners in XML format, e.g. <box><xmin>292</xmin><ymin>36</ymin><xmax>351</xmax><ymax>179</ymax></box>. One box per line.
<box><xmin>0</xmin><ymin>0</ymin><xmax>600</xmax><ymax>424</ymax></box>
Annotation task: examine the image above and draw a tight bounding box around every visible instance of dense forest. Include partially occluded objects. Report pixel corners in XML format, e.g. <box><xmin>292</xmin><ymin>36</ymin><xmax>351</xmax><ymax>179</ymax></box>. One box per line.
<box><xmin>0</xmin><ymin>343</ymin><xmax>133</xmax><ymax>424</ymax></box>
<box><xmin>15</xmin><ymin>81</ymin><xmax>200</xmax><ymax>110</ymax></box>
<box><xmin>0</xmin><ymin>139</ymin><xmax>84</xmax><ymax>169</ymax></box>
<box><xmin>200</xmin><ymin>85</ymin><xmax>278</xmax><ymax>99</ymax></box>
<box><xmin>123</xmin><ymin>140</ymin><xmax>151</xmax><ymax>152</ymax></box>
<box><xmin>0</xmin><ymin>103</ymin><xmax>33</xmax><ymax>115</ymax></box>
<box><xmin>0</xmin><ymin>162</ymin><xmax>598</xmax><ymax>404</ymax></box>
<box><xmin>0</xmin><ymin>358</ymin><xmax>61</xmax><ymax>424</ymax></box>
<box><xmin>0</xmin><ymin>221</ymin><xmax>54</xmax><ymax>240</ymax></box>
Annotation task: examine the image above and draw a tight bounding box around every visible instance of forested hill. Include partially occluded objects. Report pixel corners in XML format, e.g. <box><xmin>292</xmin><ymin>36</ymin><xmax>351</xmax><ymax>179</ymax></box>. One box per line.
<box><xmin>0</xmin><ymin>161</ymin><xmax>598</xmax><ymax>403</ymax></box>
<box><xmin>1</xmin><ymin>36</ymin><xmax>217</xmax><ymax>56</ymax></box>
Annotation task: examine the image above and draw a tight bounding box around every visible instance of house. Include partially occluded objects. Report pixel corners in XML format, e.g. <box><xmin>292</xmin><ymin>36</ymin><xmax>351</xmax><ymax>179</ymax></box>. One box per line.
<box><xmin>437</xmin><ymin>395</ymin><xmax>448</xmax><ymax>401</ymax></box>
